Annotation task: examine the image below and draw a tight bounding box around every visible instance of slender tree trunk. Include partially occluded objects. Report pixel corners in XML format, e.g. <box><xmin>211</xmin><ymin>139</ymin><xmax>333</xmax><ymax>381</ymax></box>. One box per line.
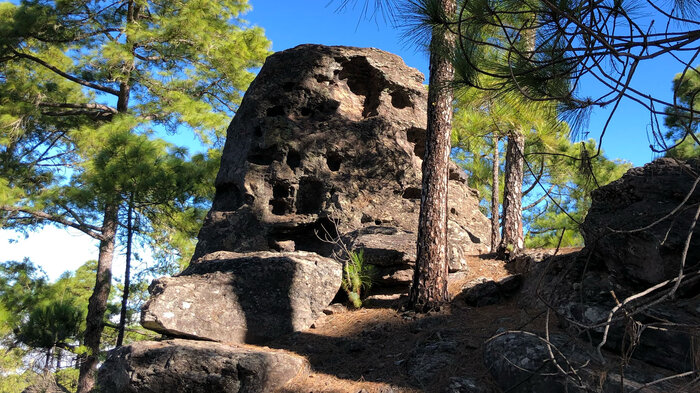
<box><xmin>498</xmin><ymin>132</ymin><xmax>525</xmax><ymax>258</ymax></box>
<box><xmin>497</xmin><ymin>17</ymin><xmax>536</xmax><ymax>259</ymax></box>
<box><xmin>76</xmin><ymin>202</ymin><xmax>118</xmax><ymax>393</ymax></box>
<box><xmin>44</xmin><ymin>348</ymin><xmax>51</xmax><ymax>371</ymax></box>
<box><xmin>116</xmin><ymin>194</ymin><xmax>134</xmax><ymax>347</ymax></box>
<box><xmin>490</xmin><ymin>134</ymin><xmax>500</xmax><ymax>252</ymax></box>
<box><xmin>409</xmin><ymin>0</ymin><xmax>456</xmax><ymax>312</ymax></box>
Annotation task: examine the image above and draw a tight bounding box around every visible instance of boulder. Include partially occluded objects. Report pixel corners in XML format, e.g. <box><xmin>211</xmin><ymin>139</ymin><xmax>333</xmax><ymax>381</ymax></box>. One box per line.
<box><xmin>141</xmin><ymin>251</ymin><xmax>341</xmax><ymax>343</ymax></box>
<box><xmin>97</xmin><ymin>339</ymin><xmax>307</xmax><ymax>393</ymax></box>
<box><xmin>455</xmin><ymin>274</ymin><xmax>523</xmax><ymax>307</ymax></box>
<box><xmin>581</xmin><ymin>158</ymin><xmax>700</xmax><ymax>287</ymax></box>
<box><xmin>484</xmin><ymin>332</ymin><xmax>683</xmax><ymax>393</ymax></box>
<box><xmin>520</xmin><ymin>252</ymin><xmax>700</xmax><ymax>373</ymax></box>
<box><xmin>192</xmin><ymin>44</ymin><xmax>490</xmax><ymax>278</ymax></box>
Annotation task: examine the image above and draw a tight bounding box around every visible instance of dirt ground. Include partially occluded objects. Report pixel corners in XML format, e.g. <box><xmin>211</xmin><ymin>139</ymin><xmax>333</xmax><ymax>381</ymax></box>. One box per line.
<box><xmin>266</xmin><ymin>250</ymin><xmax>580</xmax><ymax>393</ymax></box>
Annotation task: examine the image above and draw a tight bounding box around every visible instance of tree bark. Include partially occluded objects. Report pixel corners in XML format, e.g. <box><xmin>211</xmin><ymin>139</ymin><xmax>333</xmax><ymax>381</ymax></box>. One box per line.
<box><xmin>76</xmin><ymin>202</ymin><xmax>118</xmax><ymax>393</ymax></box>
<box><xmin>498</xmin><ymin>131</ymin><xmax>525</xmax><ymax>258</ymax></box>
<box><xmin>490</xmin><ymin>134</ymin><xmax>500</xmax><ymax>252</ymax></box>
<box><xmin>116</xmin><ymin>193</ymin><xmax>134</xmax><ymax>347</ymax></box>
<box><xmin>409</xmin><ymin>0</ymin><xmax>456</xmax><ymax>312</ymax></box>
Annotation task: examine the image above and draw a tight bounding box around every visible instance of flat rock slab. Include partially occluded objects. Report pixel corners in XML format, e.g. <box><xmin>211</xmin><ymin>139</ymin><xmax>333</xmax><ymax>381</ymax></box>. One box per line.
<box><xmin>97</xmin><ymin>339</ymin><xmax>308</xmax><ymax>393</ymax></box>
<box><xmin>141</xmin><ymin>251</ymin><xmax>341</xmax><ymax>344</ymax></box>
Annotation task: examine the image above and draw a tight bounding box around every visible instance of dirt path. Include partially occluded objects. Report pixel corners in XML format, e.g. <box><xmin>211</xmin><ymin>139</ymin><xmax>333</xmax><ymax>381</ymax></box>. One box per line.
<box><xmin>268</xmin><ymin>252</ymin><xmax>570</xmax><ymax>392</ymax></box>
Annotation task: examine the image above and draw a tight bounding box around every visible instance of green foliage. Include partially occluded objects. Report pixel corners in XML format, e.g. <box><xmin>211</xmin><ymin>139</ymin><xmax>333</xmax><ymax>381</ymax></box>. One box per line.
<box><xmin>18</xmin><ymin>299</ymin><xmax>83</xmax><ymax>351</ymax></box>
<box><xmin>525</xmin><ymin>140</ymin><xmax>631</xmax><ymax>248</ymax></box>
<box><xmin>664</xmin><ymin>65</ymin><xmax>700</xmax><ymax>157</ymax></box>
<box><xmin>341</xmin><ymin>249</ymin><xmax>375</xmax><ymax>309</ymax></box>
<box><xmin>0</xmin><ymin>0</ymin><xmax>269</xmax><ymax>258</ymax></box>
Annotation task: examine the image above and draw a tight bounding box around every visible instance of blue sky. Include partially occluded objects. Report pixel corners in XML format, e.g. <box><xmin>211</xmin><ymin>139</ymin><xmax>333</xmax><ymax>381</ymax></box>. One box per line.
<box><xmin>2</xmin><ymin>0</ymin><xmax>695</xmax><ymax>280</ymax></box>
<box><xmin>246</xmin><ymin>0</ymin><xmax>692</xmax><ymax>166</ymax></box>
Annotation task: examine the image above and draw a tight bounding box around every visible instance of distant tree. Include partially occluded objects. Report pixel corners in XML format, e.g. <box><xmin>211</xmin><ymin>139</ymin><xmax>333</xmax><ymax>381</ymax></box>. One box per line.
<box><xmin>0</xmin><ymin>1</ymin><xmax>270</xmax><ymax>390</ymax></box>
<box><xmin>452</xmin><ymin>84</ymin><xmax>567</xmax><ymax>255</ymax></box>
<box><xmin>664</xmin><ymin>65</ymin><xmax>700</xmax><ymax>158</ymax></box>
<box><xmin>524</xmin><ymin>140</ymin><xmax>631</xmax><ymax>248</ymax></box>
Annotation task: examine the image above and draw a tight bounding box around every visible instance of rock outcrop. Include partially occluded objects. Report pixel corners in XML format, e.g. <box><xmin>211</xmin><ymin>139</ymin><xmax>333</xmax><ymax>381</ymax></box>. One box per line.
<box><xmin>97</xmin><ymin>339</ymin><xmax>307</xmax><ymax>393</ymax></box>
<box><xmin>520</xmin><ymin>158</ymin><xmax>700</xmax><ymax>373</ymax></box>
<box><xmin>192</xmin><ymin>44</ymin><xmax>490</xmax><ymax>280</ymax></box>
<box><xmin>141</xmin><ymin>251</ymin><xmax>341</xmax><ymax>343</ymax></box>
<box><xmin>484</xmin><ymin>332</ymin><xmax>681</xmax><ymax>393</ymax></box>
<box><xmin>581</xmin><ymin>157</ymin><xmax>700</xmax><ymax>287</ymax></box>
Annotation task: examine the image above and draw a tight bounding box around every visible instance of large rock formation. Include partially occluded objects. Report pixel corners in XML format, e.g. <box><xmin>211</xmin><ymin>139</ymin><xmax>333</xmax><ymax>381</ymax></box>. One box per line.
<box><xmin>97</xmin><ymin>339</ymin><xmax>307</xmax><ymax>393</ymax></box>
<box><xmin>581</xmin><ymin>158</ymin><xmax>700</xmax><ymax>287</ymax></box>
<box><xmin>141</xmin><ymin>251</ymin><xmax>341</xmax><ymax>343</ymax></box>
<box><xmin>192</xmin><ymin>44</ymin><xmax>490</xmax><ymax>278</ymax></box>
<box><xmin>521</xmin><ymin>158</ymin><xmax>700</xmax><ymax>373</ymax></box>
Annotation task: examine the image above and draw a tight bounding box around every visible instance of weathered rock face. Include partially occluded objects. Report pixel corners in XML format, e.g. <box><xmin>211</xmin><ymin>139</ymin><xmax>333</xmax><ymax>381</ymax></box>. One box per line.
<box><xmin>484</xmin><ymin>332</ymin><xmax>682</xmax><ymax>393</ymax></box>
<box><xmin>192</xmin><ymin>44</ymin><xmax>490</xmax><ymax>276</ymax></box>
<box><xmin>517</xmin><ymin>159</ymin><xmax>700</xmax><ymax>374</ymax></box>
<box><xmin>581</xmin><ymin>158</ymin><xmax>700</xmax><ymax>287</ymax></box>
<box><xmin>141</xmin><ymin>251</ymin><xmax>341</xmax><ymax>343</ymax></box>
<box><xmin>97</xmin><ymin>339</ymin><xmax>307</xmax><ymax>393</ymax></box>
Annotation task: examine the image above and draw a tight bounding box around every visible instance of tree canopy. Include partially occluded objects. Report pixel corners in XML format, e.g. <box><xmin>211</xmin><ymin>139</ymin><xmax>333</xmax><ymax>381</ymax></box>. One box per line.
<box><xmin>0</xmin><ymin>1</ymin><xmax>270</xmax><ymax>390</ymax></box>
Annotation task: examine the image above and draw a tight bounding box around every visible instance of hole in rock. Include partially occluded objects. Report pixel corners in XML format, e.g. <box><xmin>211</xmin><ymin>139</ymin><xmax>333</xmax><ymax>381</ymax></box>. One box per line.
<box><xmin>247</xmin><ymin>144</ymin><xmax>281</xmax><ymax>166</ymax></box>
<box><xmin>338</xmin><ymin>56</ymin><xmax>384</xmax><ymax>118</ymax></box>
<box><xmin>287</xmin><ymin>149</ymin><xmax>302</xmax><ymax>169</ymax></box>
<box><xmin>319</xmin><ymin>99</ymin><xmax>340</xmax><ymax>114</ymax></box>
<box><xmin>300</xmin><ymin>107</ymin><xmax>312</xmax><ymax>117</ymax></box>
<box><xmin>390</xmin><ymin>90</ymin><xmax>413</xmax><ymax>109</ymax></box>
<box><xmin>212</xmin><ymin>183</ymin><xmax>242</xmax><ymax>211</ymax></box>
<box><xmin>405</xmin><ymin>127</ymin><xmax>426</xmax><ymax>158</ymax></box>
<box><xmin>266</xmin><ymin>105</ymin><xmax>285</xmax><ymax>117</ymax></box>
<box><xmin>326</xmin><ymin>152</ymin><xmax>342</xmax><ymax>172</ymax></box>
<box><xmin>273</xmin><ymin>182</ymin><xmax>293</xmax><ymax>199</ymax></box>
<box><xmin>296</xmin><ymin>177</ymin><xmax>325</xmax><ymax>214</ymax></box>
<box><xmin>269</xmin><ymin>199</ymin><xmax>293</xmax><ymax>215</ymax></box>
<box><xmin>402</xmin><ymin>187</ymin><xmax>422</xmax><ymax>200</ymax></box>
<box><xmin>450</xmin><ymin>208</ymin><xmax>457</xmax><ymax>215</ymax></box>
<box><xmin>269</xmin><ymin>217</ymin><xmax>338</xmax><ymax>256</ymax></box>
<box><xmin>374</xmin><ymin>219</ymin><xmax>382</xmax><ymax>225</ymax></box>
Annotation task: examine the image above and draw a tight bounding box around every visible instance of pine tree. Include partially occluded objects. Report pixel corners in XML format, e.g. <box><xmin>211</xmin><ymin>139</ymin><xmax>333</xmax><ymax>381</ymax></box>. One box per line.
<box><xmin>407</xmin><ymin>0</ymin><xmax>457</xmax><ymax>312</ymax></box>
<box><xmin>0</xmin><ymin>1</ymin><xmax>269</xmax><ymax>390</ymax></box>
<box><xmin>664</xmin><ymin>65</ymin><xmax>700</xmax><ymax>158</ymax></box>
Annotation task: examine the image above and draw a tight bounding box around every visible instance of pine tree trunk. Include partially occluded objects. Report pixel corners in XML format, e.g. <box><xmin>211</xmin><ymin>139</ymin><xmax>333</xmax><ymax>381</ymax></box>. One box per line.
<box><xmin>116</xmin><ymin>193</ymin><xmax>134</xmax><ymax>347</ymax></box>
<box><xmin>77</xmin><ymin>202</ymin><xmax>118</xmax><ymax>393</ymax></box>
<box><xmin>498</xmin><ymin>132</ymin><xmax>525</xmax><ymax>258</ymax></box>
<box><xmin>409</xmin><ymin>0</ymin><xmax>456</xmax><ymax>312</ymax></box>
<box><xmin>497</xmin><ymin>16</ymin><xmax>535</xmax><ymax>259</ymax></box>
<box><xmin>490</xmin><ymin>134</ymin><xmax>500</xmax><ymax>252</ymax></box>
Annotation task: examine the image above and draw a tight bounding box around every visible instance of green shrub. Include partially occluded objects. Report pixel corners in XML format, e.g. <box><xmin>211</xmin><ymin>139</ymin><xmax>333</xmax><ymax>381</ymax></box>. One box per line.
<box><xmin>341</xmin><ymin>249</ymin><xmax>375</xmax><ymax>308</ymax></box>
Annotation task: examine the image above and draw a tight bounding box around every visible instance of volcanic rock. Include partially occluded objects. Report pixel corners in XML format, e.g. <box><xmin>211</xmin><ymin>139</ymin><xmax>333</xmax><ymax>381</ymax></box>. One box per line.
<box><xmin>141</xmin><ymin>251</ymin><xmax>341</xmax><ymax>343</ymax></box>
<box><xmin>484</xmin><ymin>332</ymin><xmax>682</xmax><ymax>393</ymax></box>
<box><xmin>581</xmin><ymin>158</ymin><xmax>700</xmax><ymax>286</ymax></box>
<box><xmin>97</xmin><ymin>339</ymin><xmax>307</xmax><ymax>393</ymax></box>
<box><xmin>192</xmin><ymin>44</ymin><xmax>490</xmax><ymax>278</ymax></box>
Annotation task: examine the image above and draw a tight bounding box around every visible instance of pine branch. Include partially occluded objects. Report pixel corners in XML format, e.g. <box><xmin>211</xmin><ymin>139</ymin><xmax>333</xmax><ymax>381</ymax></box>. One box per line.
<box><xmin>11</xmin><ymin>49</ymin><xmax>120</xmax><ymax>96</ymax></box>
<box><xmin>38</xmin><ymin>102</ymin><xmax>118</xmax><ymax>114</ymax></box>
<box><xmin>0</xmin><ymin>205</ymin><xmax>104</xmax><ymax>240</ymax></box>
